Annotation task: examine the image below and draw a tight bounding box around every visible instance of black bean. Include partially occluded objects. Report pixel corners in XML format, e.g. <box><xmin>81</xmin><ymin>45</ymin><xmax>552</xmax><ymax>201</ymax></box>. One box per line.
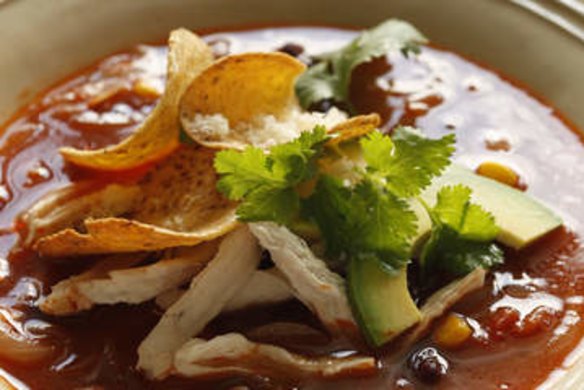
<box><xmin>308</xmin><ymin>98</ymin><xmax>352</xmax><ymax>114</ymax></box>
<box><xmin>277</xmin><ymin>43</ymin><xmax>305</xmax><ymax>58</ymax></box>
<box><xmin>258</xmin><ymin>250</ymin><xmax>274</xmax><ymax>269</ymax></box>
<box><xmin>408</xmin><ymin>347</ymin><xmax>449</xmax><ymax>384</ymax></box>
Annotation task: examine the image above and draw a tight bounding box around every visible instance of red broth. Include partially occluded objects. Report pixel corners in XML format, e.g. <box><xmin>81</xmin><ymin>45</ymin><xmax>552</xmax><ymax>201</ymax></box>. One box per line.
<box><xmin>0</xmin><ymin>26</ymin><xmax>583</xmax><ymax>390</ymax></box>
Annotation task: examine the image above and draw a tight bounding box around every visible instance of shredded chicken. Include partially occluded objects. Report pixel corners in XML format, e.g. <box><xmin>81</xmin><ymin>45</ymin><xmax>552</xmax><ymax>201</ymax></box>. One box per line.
<box><xmin>249</xmin><ymin>222</ymin><xmax>357</xmax><ymax>335</ymax></box>
<box><xmin>40</xmin><ymin>243</ymin><xmax>217</xmax><ymax>315</ymax></box>
<box><xmin>154</xmin><ymin>287</ymin><xmax>185</xmax><ymax>311</ymax></box>
<box><xmin>404</xmin><ymin>268</ymin><xmax>486</xmax><ymax>346</ymax></box>
<box><xmin>137</xmin><ymin>227</ymin><xmax>261</xmax><ymax>379</ymax></box>
<box><xmin>156</xmin><ymin>268</ymin><xmax>294</xmax><ymax>312</ymax></box>
<box><xmin>39</xmin><ymin>253</ymin><xmax>147</xmax><ymax>315</ymax></box>
<box><xmin>174</xmin><ymin>333</ymin><xmax>376</xmax><ymax>379</ymax></box>
<box><xmin>22</xmin><ymin>183</ymin><xmax>140</xmax><ymax>245</ymax></box>
<box><xmin>224</xmin><ymin>268</ymin><xmax>293</xmax><ymax>312</ymax></box>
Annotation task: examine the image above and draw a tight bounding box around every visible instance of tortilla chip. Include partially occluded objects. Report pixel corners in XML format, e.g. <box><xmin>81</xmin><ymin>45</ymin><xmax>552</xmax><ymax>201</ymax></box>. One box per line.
<box><xmin>180</xmin><ymin>52</ymin><xmax>306</xmax><ymax>149</ymax></box>
<box><xmin>35</xmin><ymin>146</ymin><xmax>238</xmax><ymax>257</ymax></box>
<box><xmin>326</xmin><ymin>113</ymin><xmax>380</xmax><ymax>148</ymax></box>
<box><xmin>134</xmin><ymin>146</ymin><xmax>235</xmax><ymax>229</ymax></box>
<box><xmin>318</xmin><ymin>114</ymin><xmax>382</xmax><ymax>185</ymax></box>
<box><xmin>60</xmin><ymin>29</ymin><xmax>213</xmax><ymax>171</ymax></box>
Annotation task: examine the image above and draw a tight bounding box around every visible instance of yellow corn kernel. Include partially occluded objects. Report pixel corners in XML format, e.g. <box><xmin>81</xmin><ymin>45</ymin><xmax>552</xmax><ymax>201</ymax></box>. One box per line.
<box><xmin>476</xmin><ymin>161</ymin><xmax>519</xmax><ymax>188</ymax></box>
<box><xmin>433</xmin><ymin>313</ymin><xmax>473</xmax><ymax>349</ymax></box>
<box><xmin>133</xmin><ymin>79</ymin><xmax>162</xmax><ymax>99</ymax></box>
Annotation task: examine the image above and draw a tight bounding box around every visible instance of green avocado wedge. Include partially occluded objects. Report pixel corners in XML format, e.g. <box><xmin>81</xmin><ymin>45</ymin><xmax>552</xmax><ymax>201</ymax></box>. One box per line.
<box><xmin>420</xmin><ymin>164</ymin><xmax>562</xmax><ymax>250</ymax></box>
<box><xmin>348</xmin><ymin>258</ymin><xmax>421</xmax><ymax>347</ymax></box>
<box><xmin>346</xmin><ymin>164</ymin><xmax>561</xmax><ymax>347</ymax></box>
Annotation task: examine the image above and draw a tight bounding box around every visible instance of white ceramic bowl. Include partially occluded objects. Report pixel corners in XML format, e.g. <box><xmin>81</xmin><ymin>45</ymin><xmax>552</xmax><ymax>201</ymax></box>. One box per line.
<box><xmin>0</xmin><ymin>0</ymin><xmax>583</xmax><ymax>129</ymax></box>
<box><xmin>0</xmin><ymin>0</ymin><xmax>583</xmax><ymax>388</ymax></box>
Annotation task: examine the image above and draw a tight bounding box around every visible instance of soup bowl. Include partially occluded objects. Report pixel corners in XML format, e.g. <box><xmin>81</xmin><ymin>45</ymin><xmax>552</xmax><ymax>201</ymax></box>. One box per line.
<box><xmin>0</xmin><ymin>0</ymin><xmax>583</xmax><ymax>388</ymax></box>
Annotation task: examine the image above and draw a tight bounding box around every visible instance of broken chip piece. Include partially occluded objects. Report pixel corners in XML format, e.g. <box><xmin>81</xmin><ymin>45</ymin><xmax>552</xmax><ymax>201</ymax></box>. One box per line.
<box><xmin>326</xmin><ymin>113</ymin><xmax>381</xmax><ymax>148</ymax></box>
<box><xmin>34</xmin><ymin>146</ymin><xmax>238</xmax><ymax>257</ymax></box>
<box><xmin>60</xmin><ymin>29</ymin><xmax>213</xmax><ymax>171</ymax></box>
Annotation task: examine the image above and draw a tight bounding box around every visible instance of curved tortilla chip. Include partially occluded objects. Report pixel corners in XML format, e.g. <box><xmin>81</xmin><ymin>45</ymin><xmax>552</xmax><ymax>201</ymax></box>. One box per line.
<box><xmin>326</xmin><ymin>113</ymin><xmax>380</xmax><ymax>148</ymax></box>
<box><xmin>35</xmin><ymin>216</ymin><xmax>235</xmax><ymax>257</ymax></box>
<box><xmin>35</xmin><ymin>146</ymin><xmax>238</xmax><ymax>257</ymax></box>
<box><xmin>318</xmin><ymin>114</ymin><xmax>382</xmax><ymax>185</ymax></box>
<box><xmin>180</xmin><ymin>52</ymin><xmax>306</xmax><ymax>149</ymax></box>
<box><xmin>60</xmin><ymin>29</ymin><xmax>213</xmax><ymax>171</ymax></box>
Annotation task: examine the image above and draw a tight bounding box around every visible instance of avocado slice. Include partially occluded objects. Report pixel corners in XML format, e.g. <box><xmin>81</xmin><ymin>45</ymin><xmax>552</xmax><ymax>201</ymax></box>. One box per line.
<box><xmin>420</xmin><ymin>164</ymin><xmax>562</xmax><ymax>249</ymax></box>
<box><xmin>348</xmin><ymin>258</ymin><xmax>421</xmax><ymax>347</ymax></box>
<box><xmin>347</xmin><ymin>198</ymin><xmax>429</xmax><ymax>347</ymax></box>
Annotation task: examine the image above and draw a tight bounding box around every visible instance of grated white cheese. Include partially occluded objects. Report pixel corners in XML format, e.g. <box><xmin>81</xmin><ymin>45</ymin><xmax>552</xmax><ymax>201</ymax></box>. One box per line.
<box><xmin>190</xmin><ymin>113</ymin><xmax>231</xmax><ymax>138</ymax></box>
<box><xmin>188</xmin><ymin>107</ymin><xmax>348</xmax><ymax>149</ymax></box>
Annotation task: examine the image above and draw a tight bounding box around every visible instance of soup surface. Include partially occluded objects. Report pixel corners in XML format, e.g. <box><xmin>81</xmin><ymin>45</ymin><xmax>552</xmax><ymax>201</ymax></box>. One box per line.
<box><xmin>0</xmin><ymin>26</ymin><xmax>583</xmax><ymax>390</ymax></box>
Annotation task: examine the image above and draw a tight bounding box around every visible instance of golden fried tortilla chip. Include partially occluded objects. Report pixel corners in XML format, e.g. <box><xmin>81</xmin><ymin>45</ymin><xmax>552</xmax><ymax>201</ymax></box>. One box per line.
<box><xmin>60</xmin><ymin>29</ymin><xmax>213</xmax><ymax>171</ymax></box>
<box><xmin>35</xmin><ymin>146</ymin><xmax>238</xmax><ymax>257</ymax></box>
<box><xmin>326</xmin><ymin>113</ymin><xmax>381</xmax><ymax>148</ymax></box>
<box><xmin>180</xmin><ymin>52</ymin><xmax>306</xmax><ymax>149</ymax></box>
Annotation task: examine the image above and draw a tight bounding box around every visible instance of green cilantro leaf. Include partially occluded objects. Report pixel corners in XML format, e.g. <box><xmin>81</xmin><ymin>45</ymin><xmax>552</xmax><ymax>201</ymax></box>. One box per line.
<box><xmin>304</xmin><ymin>175</ymin><xmax>416</xmax><ymax>274</ymax></box>
<box><xmin>295</xmin><ymin>62</ymin><xmax>339</xmax><ymax>110</ymax></box>
<box><xmin>214</xmin><ymin>126</ymin><xmax>328</xmax><ymax>224</ymax></box>
<box><xmin>214</xmin><ymin>124</ymin><xmax>459</xmax><ymax>276</ymax></box>
<box><xmin>421</xmin><ymin>185</ymin><xmax>504</xmax><ymax>277</ymax></box>
<box><xmin>295</xmin><ymin>19</ymin><xmax>428</xmax><ymax>109</ymax></box>
<box><xmin>352</xmin><ymin>179</ymin><xmax>417</xmax><ymax>271</ymax></box>
<box><xmin>302</xmin><ymin>175</ymin><xmax>354</xmax><ymax>257</ymax></box>
<box><xmin>215</xmin><ymin>147</ymin><xmax>281</xmax><ymax>200</ymax></box>
<box><xmin>361</xmin><ymin>127</ymin><xmax>455</xmax><ymax>197</ymax></box>
<box><xmin>431</xmin><ymin>185</ymin><xmax>499</xmax><ymax>241</ymax></box>
<box><xmin>236</xmin><ymin>187</ymin><xmax>299</xmax><ymax>224</ymax></box>
<box><xmin>269</xmin><ymin>126</ymin><xmax>329</xmax><ymax>183</ymax></box>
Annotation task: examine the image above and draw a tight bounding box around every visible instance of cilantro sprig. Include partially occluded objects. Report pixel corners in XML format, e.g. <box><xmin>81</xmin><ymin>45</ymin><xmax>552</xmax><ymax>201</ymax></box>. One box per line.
<box><xmin>362</xmin><ymin>127</ymin><xmax>456</xmax><ymax>197</ymax></box>
<box><xmin>214</xmin><ymin>126</ymin><xmax>328</xmax><ymax>224</ymax></box>
<box><xmin>215</xmin><ymin>125</ymin><xmax>459</xmax><ymax>274</ymax></box>
<box><xmin>295</xmin><ymin>19</ymin><xmax>428</xmax><ymax>110</ymax></box>
<box><xmin>420</xmin><ymin>185</ymin><xmax>504</xmax><ymax>277</ymax></box>
<box><xmin>305</xmin><ymin>176</ymin><xmax>417</xmax><ymax>273</ymax></box>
